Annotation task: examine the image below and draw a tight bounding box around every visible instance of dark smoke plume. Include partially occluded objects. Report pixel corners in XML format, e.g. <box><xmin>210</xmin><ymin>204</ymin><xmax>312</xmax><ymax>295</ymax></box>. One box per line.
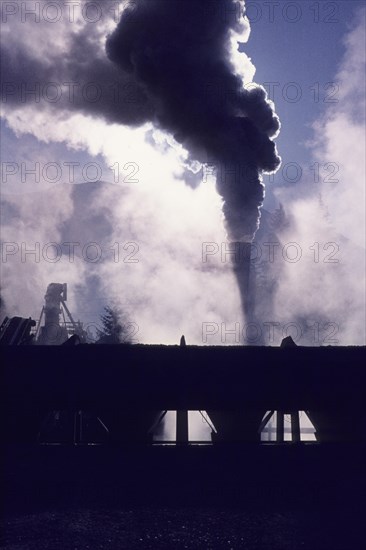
<box><xmin>107</xmin><ymin>0</ymin><xmax>281</xmax><ymax>242</ymax></box>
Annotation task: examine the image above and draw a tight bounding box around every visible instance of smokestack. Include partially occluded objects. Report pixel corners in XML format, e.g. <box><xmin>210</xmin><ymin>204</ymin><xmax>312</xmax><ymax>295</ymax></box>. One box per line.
<box><xmin>230</xmin><ymin>241</ymin><xmax>253</xmax><ymax>319</ymax></box>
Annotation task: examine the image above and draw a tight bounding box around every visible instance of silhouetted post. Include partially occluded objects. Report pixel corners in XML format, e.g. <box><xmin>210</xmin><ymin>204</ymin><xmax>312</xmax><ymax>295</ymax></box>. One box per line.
<box><xmin>277</xmin><ymin>411</ymin><xmax>284</xmax><ymax>442</ymax></box>
<box><xmin>176</xmin><ymin>410</ymin><xmax>188</xmax><ymax>444</ymax></box>
<box><xmin>291</xmin><ymin>412</ymin><xmax>301</xmax><ymax>442</ymax></box>
<box><xmin>177</xmin><ymin>335</ymin><xmax>188</xmax><ymax>443</ymax></box>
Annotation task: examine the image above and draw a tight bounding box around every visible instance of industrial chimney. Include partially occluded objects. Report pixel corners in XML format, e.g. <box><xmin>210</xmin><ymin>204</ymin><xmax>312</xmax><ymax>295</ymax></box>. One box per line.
<box><xmin>230</xmin><ymin>241</ymin><xmax>254</xmax><ymax>321</ymax></box>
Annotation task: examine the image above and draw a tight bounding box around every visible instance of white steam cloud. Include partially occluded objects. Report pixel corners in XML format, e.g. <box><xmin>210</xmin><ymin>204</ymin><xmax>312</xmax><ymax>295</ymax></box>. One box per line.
<box><xmin>272</xmin><ymin>9</ymin><xmax>366</xmax><ymax>345</ymax></box>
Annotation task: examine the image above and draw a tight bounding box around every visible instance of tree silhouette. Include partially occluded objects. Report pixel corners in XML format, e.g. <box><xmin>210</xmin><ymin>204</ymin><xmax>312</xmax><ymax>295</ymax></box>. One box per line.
<box><xmin>0</xmin><ymin>289</ymin><xmax>8</xmax><ymax>324</ymax></box>
<box><xmin>97</xmin><ymin>306</ymin><xmax>132</xmax><ymax>344</ymax></box>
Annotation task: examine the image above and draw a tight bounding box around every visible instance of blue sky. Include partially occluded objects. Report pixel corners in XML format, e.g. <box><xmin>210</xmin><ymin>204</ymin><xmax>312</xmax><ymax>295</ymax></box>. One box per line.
<box><xmin>242</xmin><ymin>1</ymin><xmax>365</xmax><ymax>206</ymax></box>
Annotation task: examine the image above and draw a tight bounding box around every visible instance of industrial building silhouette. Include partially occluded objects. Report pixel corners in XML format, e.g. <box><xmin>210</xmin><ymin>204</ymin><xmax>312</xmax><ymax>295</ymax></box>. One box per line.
<box><xmin>1</xmin><ymin>283</ymin><xmax>365</xmax><ymax>528</ymax></box>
